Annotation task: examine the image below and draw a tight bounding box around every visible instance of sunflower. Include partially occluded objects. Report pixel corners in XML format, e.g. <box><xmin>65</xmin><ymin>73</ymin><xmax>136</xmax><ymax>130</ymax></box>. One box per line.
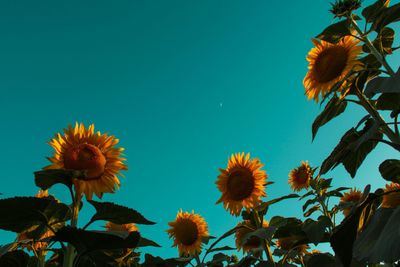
<box><xmin>303</xmin><ymin>36</ymin><xmax>362</xmax><ymax>102</ymax></box>
<box><xmin>339</xmin><ymin>188</ymin><xmax>362</xmax><ymax>217</ymax></box>
<box><xmin>216</xmin><ymin>153</ymin><xmax>267</xmax><ymax>216</ymax></box>
<box><xmin>288</xmin><ymin>161</ymin><xmax>312</xmax><ymax>192</ymax></box>
<box><xmin>275</xmin><ymin>237</ymin><xmax>309</xmax><ymax>256</ymax></box>
<box><xmin>105</xmin><ymin>222</ymin><xmax>138</xmax><ymax>235</ymax></box>
<box><xmin>45</xmin><ymin>122</ymin><xmax>127</xmax><ymax>200</ymax></box>
<box><xmin>235</xmin><ymin>220</ymin><xmax>269</xmax><ymax>252</ymax></box>
<box><xmin>382</xmin><ymin>183</ymin><xmax>400</xmax><ymax>208</ymax></box>
<box><xmin>167</xmin><ymin>210</ymin><xmax>209</xmax><ymax>256</ymax></box>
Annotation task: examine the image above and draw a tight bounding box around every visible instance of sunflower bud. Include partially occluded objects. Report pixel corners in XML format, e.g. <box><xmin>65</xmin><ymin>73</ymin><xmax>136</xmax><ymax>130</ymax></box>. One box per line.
<box><xmin>330</xmin><ymin>0</ymin><xmax>361</xmax><ymax>18</ymax></box>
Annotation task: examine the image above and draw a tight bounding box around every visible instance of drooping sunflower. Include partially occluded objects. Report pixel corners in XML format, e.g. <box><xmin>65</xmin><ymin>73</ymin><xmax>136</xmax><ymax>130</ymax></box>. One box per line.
<box><xmin>339</xmin><ymin>188</ymin><xmax>362</xmax><ymax>217</ymax></box>
<box><xmin>216</xmin><ymin>153</ymin><xmax>267</xmax><ymax>216</ymax></box>
<box><xmin>167</xmin><ymin>210</ymin><xmax>209</xmax><ymax>256</ymax></box>
<box><xmin>45</xmin><ymin>122</ymin><xmax>127</xmax><ymax>200</ymax></box>
<box><xmin>382</xmin><ymin>183</ymin><xmax>400</xmax><ymax>208</ymax></box>
<box><xmin>235</xmin><ymin>220</ymin><xmax>269</xmax><ymax>252</ymax></box>
<box><xmin>275</xmin><ymin>237</ymin><xmax>309</xmax><ymax>256</ymax></box>
<box><xmin>288</xmin><ymin>161</ymin><xmax>312</xmax><ymax>192</ymax></box>
<box><xmin>303</xmin><ymin>36</ymin><xmax>362</xmax><ymax>102</ymax></box>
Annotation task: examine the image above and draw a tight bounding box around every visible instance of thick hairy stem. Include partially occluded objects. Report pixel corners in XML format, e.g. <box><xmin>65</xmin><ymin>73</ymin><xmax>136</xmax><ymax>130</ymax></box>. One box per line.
<box><xmin>62</xmin><ymin>194</ymin><xmax>81</xmax><ymax>267</ymax></box>
<box><xmin>355</xmin><ymin>88</ymin><xmax>400</xmax><ymax>145</ymax></box>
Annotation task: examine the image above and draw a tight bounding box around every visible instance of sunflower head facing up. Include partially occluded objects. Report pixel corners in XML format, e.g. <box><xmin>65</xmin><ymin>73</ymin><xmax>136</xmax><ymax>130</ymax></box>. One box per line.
<box><xmin>167</xmin><ymin>210</ymin><xmax>209</xmax><ymax>256</ymax></box>
<box><xmin>382</xmin><ymin>183</ymin><xmax>400</xmax><ymax>208</ymax></box>
<box><xmin>288</xmin><ymin>161</ymin><xmax>313</xmax><ymax>192</ymax></box>
<box><xmin>45</xmin><ymin>122</ymin><xmax>128</xmax><ymax>200</ymax></box>
<box><xmin>235</xmin><ymin>220</ymin><xmax>269</xmax><ymax>252</ymax></box>
<box><xmin>339</xmin><ymin>188</ymin><xmax>362</xmax><ymax>217</ymax></box>
<box><xmin>216</xmin><ymin>153</ymin><xmax>267</xmax><ymax>216</ymax></box>
<box><xmin>303</xmin><ymin>35</ymin><xmax>362</xmax><ymax>102</ymax></box>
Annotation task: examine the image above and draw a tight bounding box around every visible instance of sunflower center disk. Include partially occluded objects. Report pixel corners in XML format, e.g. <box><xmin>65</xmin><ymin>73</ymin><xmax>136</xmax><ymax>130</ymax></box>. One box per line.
<box><xmin>64</xmin><ymin>144</ymin><xmax>106</xmax><ymax>179</ymax></box>
<box><xmin>227</xmin><ymin>168</ymin><xmax>255</xmax><ymax>201</ymax></box>
<box><xmin>296</xmin><ymin>169</ymin><xmax>309</xmax><ymax>184</ymax></box>
<box><xmin>314</xmin><ymin>47</ymin><xmax>348</xmax><ymax>83</ymax></box>
<box><xmin>175</xmin><ymin>219</ymin><xmax>199</xmax><ymax>246</ymax></box>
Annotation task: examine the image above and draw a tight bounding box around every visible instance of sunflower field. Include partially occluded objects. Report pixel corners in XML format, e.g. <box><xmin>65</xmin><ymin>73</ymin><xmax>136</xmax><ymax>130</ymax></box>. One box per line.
<box><xmin>0</xmin><ymin>0</ymin><xmax>400</xmax><ymax>266</ymax></box>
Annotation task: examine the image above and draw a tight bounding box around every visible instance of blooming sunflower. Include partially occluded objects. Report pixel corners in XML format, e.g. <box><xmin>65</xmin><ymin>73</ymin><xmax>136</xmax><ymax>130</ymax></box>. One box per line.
<box><xmin>45</xmin><ymin>122</ymin><xmax>127</xmax><ymax>200</ymax></box>
<box><xmin>216</xmin><ymin>153</ymin><xmax>267</xmax><ymax>216</ymax></box>
<box><xmin>167</xmin><ymin>210</ymin><xmax>209</xmax><ymax>256</ymax></box>
<box><xmin>276</xmin><ymin>237</ymin><xmax>309</xmax><ymax>256</ymax></box>
<box><xmin>339</xmin><ymin>188</ymin><xmax>362</xmax><ymax>217</ymax></box>
<box><xmin>105</xmin><ymin>222</ymin><xmax>139</xmax><ymax>234</ymax></box>
<box><xmin>288</xmin><ymin>161</ymin><xmax>312</xmax><ymax>192</ymax></box>
<box><xmin>382</xmin><ymin>183</ymin><xmax>400</xmax><ymax>208</ymax></box>
<box><xmin>235</xmin><ymin>220</ymin><xmax>269</xmax><ymax>252</ymax></box>
<box><xmin>303</xmin><ymin>36</ymin><xmax>362</xmax><ymax>102</ymax></box>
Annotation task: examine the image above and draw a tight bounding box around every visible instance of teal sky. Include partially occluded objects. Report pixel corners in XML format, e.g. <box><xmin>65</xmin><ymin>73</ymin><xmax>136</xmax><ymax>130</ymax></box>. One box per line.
<box><xmin>0</xmin><ymin>0</ymin><xmax>399</xmax><ymax>258</ymax></box>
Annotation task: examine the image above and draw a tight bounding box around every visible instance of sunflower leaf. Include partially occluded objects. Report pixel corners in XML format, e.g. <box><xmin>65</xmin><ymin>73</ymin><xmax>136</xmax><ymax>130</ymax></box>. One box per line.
<box><xmin>303</xmin><ymin>205</ymin><xmax>321</xmax><ymax>218</ymax></box>
<box><xmin>306</xmin><ymin>252</ymin><xmax>342</xmax><ymax>267</ymax></box>
<box><xmin>207</xmin><ymin>246</ymin><xmax>236</xmax><ymax>253</ymax></box>
<box><xmin>241</xmin><ymin>227</ymin><xmax>277</xmax><ymax>246</ymax></box>
<box><xmin>34</xmin><ymin>169</ymin><xmax>85</xmax><ymax>190</ymax></box>
<box><xmin>137</xmin><ymin>236</ymin><xmax>161</xmax><ymax>248</ymax></box>
<box><xmin>320</xmin><ymin>119</ymin><xmax>381</xmax><ymax>177</ymax></box>
<box><xmin>376</xmin><ymin>93</ymin><xmax>400</xmax><ymax>111</ymax></box>
<box><xmin>87</xmin><ymin>200</ymin><xmax>155</xmax><ymax>225</ymax></box>
<box><xmin>379</xmin><ymin>159</ymin><xmax>400</xmax><ymax>183</ymax></box>
<box><xmin>52</xmin><ymin>226</ymin><xmax>140</xmax><ymax>253</ymax></box>
<box><xmin>372</xmin><ymin>2</ymin><xmax>400</xmax><ymax>32</ymax></box>
<box><xmin>0</xmin><ymin>250</ymin><xmax>31</xmax><ymax>267</ymax></box>
<box><xmin>302</xmin><ymin>216</ymin><xmax>331</xmax><ymax>244</ymax></box>
<box><xmin>316</xmin><ymin>20</ymin><xmax>351</xmax><ymax>43</ymax></box>
<box><xmin>312</xmin><ymin>95</ymin><xmax>347</xmax><ymax>141</ymax></box>
<box><xmin>362</xmin><ymin>0</ymin><xmax>390</xmax><ymax>23</ymax></box>
<box><xmin>364</xmin><ymin>67</ymin><xmax>400</xmax><ymax>98</ymax></box>
<box><xmin>0</xmin><ymin>197</ymin><xmax>68</xmax><ymax>233</ymax></box>
<box><xmin>255</xmin><ymin>194</ymin><xmax>299</xmax><ymax>213</ymax></box>
<box><xmin>142</xmin><ymin>254</ymin><xmax>192</xmax><ymax>267</ymax></box>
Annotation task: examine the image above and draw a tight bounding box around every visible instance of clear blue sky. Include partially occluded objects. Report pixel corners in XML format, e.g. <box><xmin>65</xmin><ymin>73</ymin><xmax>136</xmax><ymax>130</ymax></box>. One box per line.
<box><xmin>0</xmin><ymin>0</ymin><xmax>398</xmax><ymax>258</ymax></box>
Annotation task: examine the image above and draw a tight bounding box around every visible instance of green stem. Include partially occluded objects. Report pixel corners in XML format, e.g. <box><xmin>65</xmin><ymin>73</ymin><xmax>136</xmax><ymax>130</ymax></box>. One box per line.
<box><xmin>355</xmin><ymin>88</ymin><xmax>400</xmax><ymax>145</ymax></box>
<box><xmin>62</xmin><ymin>194</ymin><xmax>81</xmax><ymax>267</ymax></box>
<box><xmin>349</xmin><ymin>17</ymin><xmax>395</xmax><ymax>76</ymax></box>
<box><xmin>252</xmin><ymin>210</ymin><xmax>275</xmax><ymax>266</ymax></box>
<box><xmin>37</xmin><ymin>251</ymin><xmax>45</xmax><ymax>267</ymax></box>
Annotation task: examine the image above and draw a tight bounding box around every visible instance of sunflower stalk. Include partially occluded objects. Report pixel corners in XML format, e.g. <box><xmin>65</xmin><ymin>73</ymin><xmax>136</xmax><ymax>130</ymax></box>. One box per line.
<box><xmin>348</xmin><ymin>16</ymin><xmax>395</xmax><ymax>76</ymax></box>
<box><xmin>252</xmin><ymin>210</ymin><xmax>275</xmax><ymax>266</ymax></box>
<box><xmin>62</xmin><ymin>194</ymin><xmax>81</xmax><ymax>267</ymax></box>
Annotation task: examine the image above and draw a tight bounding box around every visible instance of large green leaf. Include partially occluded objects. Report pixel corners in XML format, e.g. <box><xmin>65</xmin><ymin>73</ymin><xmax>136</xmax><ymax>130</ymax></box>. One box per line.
<box><xmin>255</xmin><ymin>194</ymin><xmax>299</xmax><ymax>213</ymax></box>
<box><xmin>305</xmin><ymin>252</ymin><xmax>342</xmax><ymax>267</ymax></box>
<box><xmin>240</xmin><ymin>226</ymin><xmax>277</xmax><ymax>246</ymax></box>
<box><xmin>137</xmin><ymin>236</ymin><xmax>161</xmax><ymax>248</ymax></box>
<box><xmin>316</xmin><ymin>20</ymin><xmax>351</xmax><ymax>43</ymax></box>
<box><xmin>141</xmin><ymin>254</ymin><xmax>191</xmax><ymax>267</ymax></box>
<box><xmin>302</xmin><ymin>216</ymin><xmax>331</xmax><ymax>244</ymax></box>
<box><xmin>312</xmin><ymin>95</ymin><xmax>347</xmax><ymax>140</ymax></box>
<box><xmin>376</xmin><ymin>92</ymin><xmax>400</xmax><ymax>111</ymax></box>
<box><xmin>365</xmin><ymin>68</ymin><xmax>400</xmax><ymax>97</ymax></box>
<box><xmin>0</xmin><ymin>197</ymin><xmax>69</xmax><ymax>233</ymax></box>
<box><xmin>372</xmin><ymin>2</ymin><xmax>400</xmax><ymax>31</ymax></box>
<box><xmin>353</xmin><ymin>208</ymin><xmax>394</xmax><ymax>264</ymax></box>
<box><xmin>330</xmin><ymin>193</ymin><xmax>376</xmax><ymax>267</ymax></box>
<box><xmin>34</xmin><ymin>169</ymin><xmax>85</xmax><ymax>190</ymax></box>
<box><xmin>52</xmin><ymin>226</ymin><xmax>140</xmax><ymax>253</ymax></box>
<box><xmin>320</xmin><ymin>119</ymin><xmax>382</xmax><ymax>177</ymax></box>
<box><xmin>0</xmin><ymin>250</ymin><xmax>31</xmax><ymax>267</ymax></box>
<box><xmin>379</xmin><ymin>159</ymin><xmax>400</xmax><ymax>183</ymax></box>
<box><xmin>355</xmin><ymin>206</ymin><xmax>400</xmax><ymax>263</ymax></box>
<box><xmin>87</xmin><ymin>200</ymin><xmax>155</xmax><ymax>226</ymax></box>
<box><xmin>362</xmin><ymin>0</ymin><xmax>390</xmax><ymax>23</ymax></box>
